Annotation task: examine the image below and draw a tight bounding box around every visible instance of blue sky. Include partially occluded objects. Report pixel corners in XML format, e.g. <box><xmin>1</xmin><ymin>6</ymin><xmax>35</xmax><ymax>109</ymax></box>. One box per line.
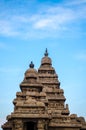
<box><xmin>0</xmin><ymin>0</ymin><xmax>86</xmax><ymax>128</ymax></box>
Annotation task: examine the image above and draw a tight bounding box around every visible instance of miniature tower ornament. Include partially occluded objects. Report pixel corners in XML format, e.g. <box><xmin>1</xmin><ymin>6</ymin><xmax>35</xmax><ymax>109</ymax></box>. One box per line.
<box><xmin>29</xmin><ymin>61</ymin><xmax>34</xmax><ymax>68</ymax></box>
<box><xmin>44</xmin><ymin>48</ymin><xmax>48</xmax><ymax>56</ymax></box>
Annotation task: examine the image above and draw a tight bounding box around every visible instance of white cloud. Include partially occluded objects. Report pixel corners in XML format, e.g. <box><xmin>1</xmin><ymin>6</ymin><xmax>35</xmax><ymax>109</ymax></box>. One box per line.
<box><xmin>33</xmin><ymin>14</ymin><xmax>72</xmax><ymax>30</ymax></box>
<box><xmin>0</xmin><ymin>20</ymin><xmax>19</xmax><ymax>37</ymax></box>
<box><xmin>0</xmin><ymin>0</ymin><xmax>86</xmax><ymax>39</ymax></box>
<box><xmin>34</xmin><ymin>19</ymin><xmax>52</xmax><ymax>29</ymax></box>
<box><xmin>31</xmin><ymin>6</ymin><xmax>76</xmax><ymax>30</ymax></box>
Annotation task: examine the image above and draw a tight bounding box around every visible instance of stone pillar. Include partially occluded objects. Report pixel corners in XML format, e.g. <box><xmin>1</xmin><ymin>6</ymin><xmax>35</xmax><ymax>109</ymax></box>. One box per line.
<box><xmin>37</xmin><ymin>120</ymin><xmax>45</xmax><ymax>130</ymax></box>
<box><xmin>12</xmin><ymin>119</ymin><xmax>23</xmax><ymax>130</ymax></box>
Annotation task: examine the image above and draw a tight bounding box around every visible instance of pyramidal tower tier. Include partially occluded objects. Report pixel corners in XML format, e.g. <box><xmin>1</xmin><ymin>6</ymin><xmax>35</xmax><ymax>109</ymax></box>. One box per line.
<box><xmin>2</xmin><ymin>49</ymin><xmax>86</xmax><ymax>130</ymax></box>
<box><xmin>38</xmin><ymin>49</ymin><xmax>69</xmax><ymax>116</ymax></box>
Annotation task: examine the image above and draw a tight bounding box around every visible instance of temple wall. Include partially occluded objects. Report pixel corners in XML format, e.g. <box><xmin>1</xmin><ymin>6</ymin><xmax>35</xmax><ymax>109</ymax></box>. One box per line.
<box><xmin>49</xmin><ymin>127</ymin><xmax>80</xmax><ymax>130</ymax></box>
<box><xmin>12</xmin><ymin>119</ymin><xmax>23</xmax><ymax>130</ymax></box>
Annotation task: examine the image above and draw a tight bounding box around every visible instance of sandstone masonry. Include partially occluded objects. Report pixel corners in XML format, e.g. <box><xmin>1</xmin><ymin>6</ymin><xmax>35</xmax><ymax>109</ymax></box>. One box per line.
<box><xmin>2</xmin><ymin>49</ymin><xmax>86</xmax><ymax>130</ymax></box>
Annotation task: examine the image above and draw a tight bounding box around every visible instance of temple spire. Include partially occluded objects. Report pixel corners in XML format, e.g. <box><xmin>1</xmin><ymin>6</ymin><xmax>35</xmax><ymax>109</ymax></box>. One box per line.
<box><xmin>29</xmin><ymin>61</ymin><xmax>34</xmax><ymax>68</ymax></box>
<box><xmin>44</xmin><ymin>48</ymin><xmax>48</xmax><ymax>56</ymax></box>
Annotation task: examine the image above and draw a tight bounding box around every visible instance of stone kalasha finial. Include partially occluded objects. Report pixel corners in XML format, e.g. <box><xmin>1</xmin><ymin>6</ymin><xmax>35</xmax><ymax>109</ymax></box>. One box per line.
<box><xmin>29</xmin><ymin>61</ymin><xmax>34</xmax><ymax>68</ymax></box>
<box><xmin>44</xmin><ymin>48</ymin><xmax>48</xmax><ymax>56</ymax></box>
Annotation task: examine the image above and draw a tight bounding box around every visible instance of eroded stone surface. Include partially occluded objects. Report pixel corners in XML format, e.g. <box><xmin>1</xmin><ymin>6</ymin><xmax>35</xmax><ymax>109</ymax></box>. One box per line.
<box><xmin>2</xmin><ymin>50</ymin><xmax>86</xmax><ymax>130</ymax></box>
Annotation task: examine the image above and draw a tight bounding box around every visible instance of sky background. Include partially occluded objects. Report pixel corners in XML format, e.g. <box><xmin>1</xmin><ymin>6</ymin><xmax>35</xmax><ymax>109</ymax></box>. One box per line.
<box><xmin>0</xmin><ymin>0</ymin><xmax>86</xmax><ymax>129</ymax></box>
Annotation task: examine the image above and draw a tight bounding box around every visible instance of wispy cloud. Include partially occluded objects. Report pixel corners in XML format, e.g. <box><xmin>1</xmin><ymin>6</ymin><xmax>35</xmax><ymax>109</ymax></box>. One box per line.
<box><xmin>0</xmin><ymin>19</ymin><xmax>19</xmax><ymax>37</ymax></box>
<box><xmin>0</xmin><ymin>0</ymin><xmax>86</xmax><ymax>39</ymax></box>
<box><xmin>32</xmin><ymin>7</ymin><xmax>75</xmax><ymax>30</ymax></box>
<box><xmin>33</xmin><ymin>19</ymin><xmax>52</xmax><ymax>29</ymax></box>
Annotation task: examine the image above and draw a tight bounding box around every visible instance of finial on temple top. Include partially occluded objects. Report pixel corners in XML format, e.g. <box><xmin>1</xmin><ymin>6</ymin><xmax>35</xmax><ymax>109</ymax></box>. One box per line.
<box><xmin>44</xmin><ymin>48</ymin><xmax>48</xmax><ymax>56</ymax></box>
<box><xmin>29</xmin><ymin>61</ymin><xmax>34</xmax><ymax>68</ymax></box>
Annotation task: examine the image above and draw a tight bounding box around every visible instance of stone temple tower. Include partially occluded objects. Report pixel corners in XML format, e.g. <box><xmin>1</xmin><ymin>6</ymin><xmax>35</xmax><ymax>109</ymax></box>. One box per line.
<box><xmin>2</xmin><ymin>49</ymin><xmax>86</xmax><ymax>130</ymax></box>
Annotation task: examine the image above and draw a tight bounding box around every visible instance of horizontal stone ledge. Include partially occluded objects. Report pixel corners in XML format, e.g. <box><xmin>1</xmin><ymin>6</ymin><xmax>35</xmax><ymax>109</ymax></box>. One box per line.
<box><xmin>9</xmin><ymin>114</ymin><xmax>49</xmax><ymax>119</ymax></box>
<box><xmin>49</xmin><ymin>123</ymin><xmax>82</xmax><ymax>128</ymax></box>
